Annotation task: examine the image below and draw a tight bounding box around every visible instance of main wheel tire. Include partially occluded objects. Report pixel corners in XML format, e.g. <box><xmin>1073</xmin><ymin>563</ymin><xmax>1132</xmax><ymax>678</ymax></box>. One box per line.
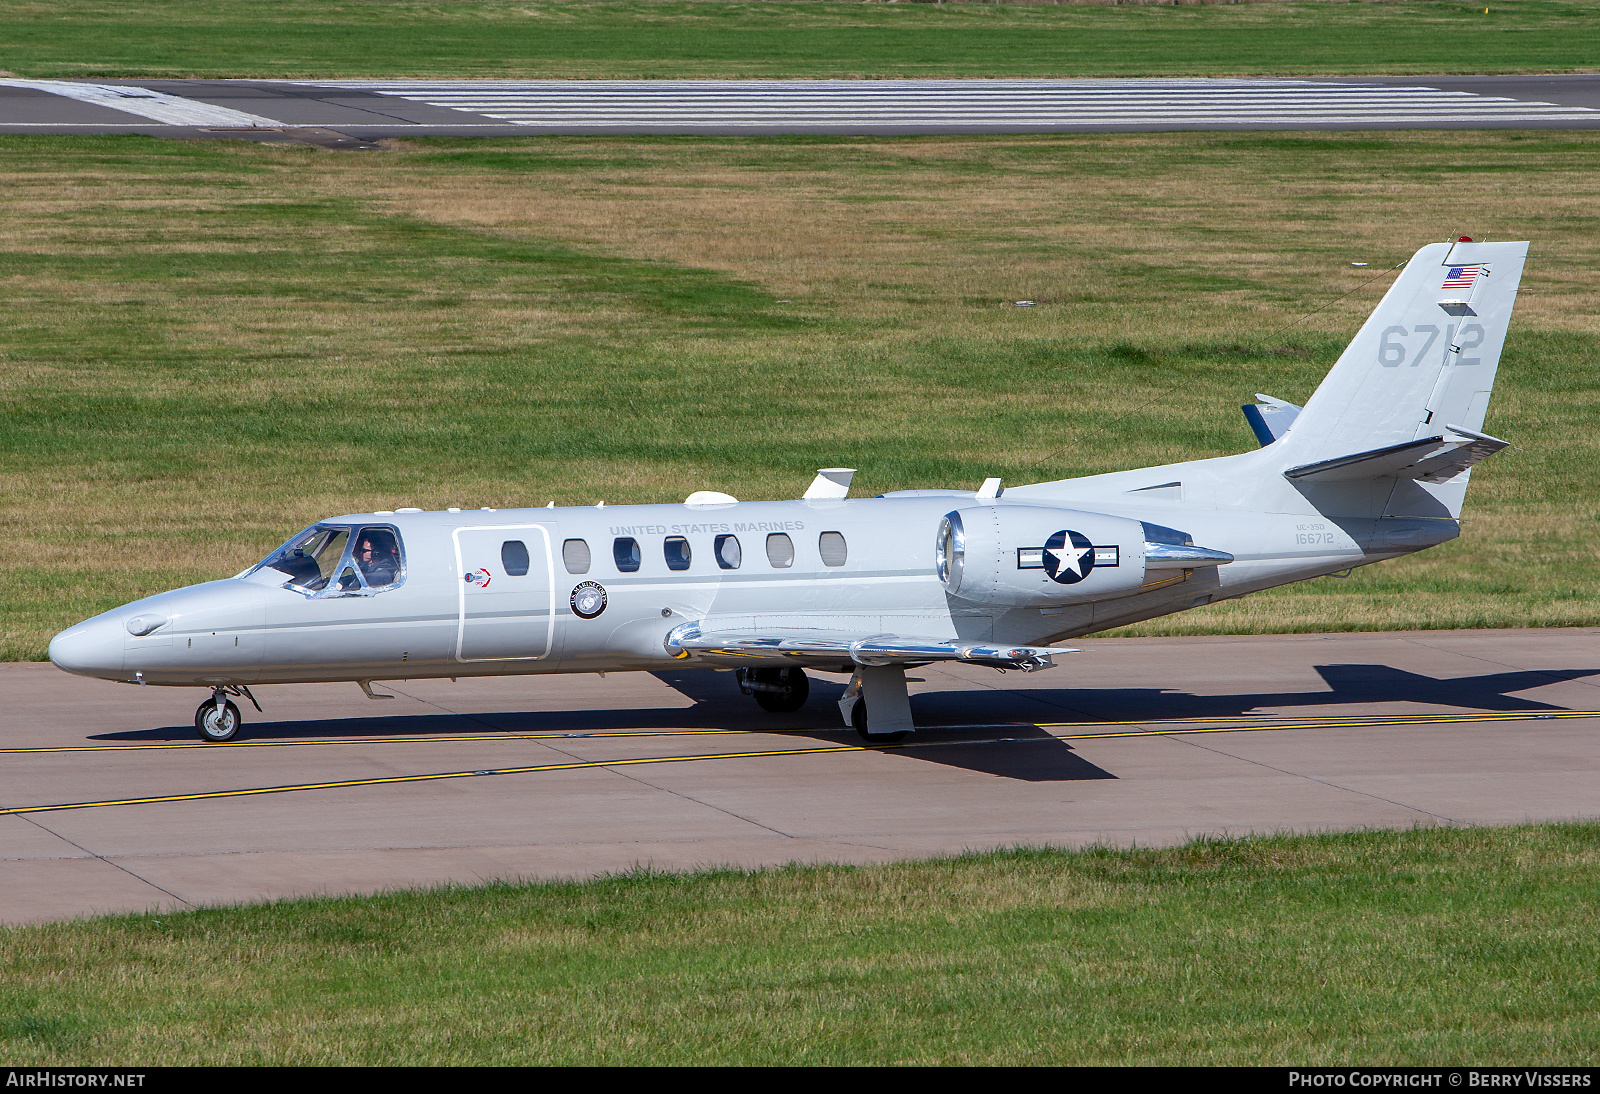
<box><xmin>195</xmin><ymin>698</ymin><xmax>241</xmax><ymax>743</ymax></box>
<box><xmin>851</xmin><ymin>698</ymin><xmax>907</xmax><ymax>743</ymax></box>
<box><xmin>752</xmin><ymin>668</ymin><xmax>810</xmax><ymax>713</ymax></box>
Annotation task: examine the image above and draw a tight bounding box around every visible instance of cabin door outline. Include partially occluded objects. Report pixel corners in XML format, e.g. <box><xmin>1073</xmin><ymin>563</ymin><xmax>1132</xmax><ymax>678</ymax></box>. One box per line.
<box><xmin>453</xmin><ymin>524</ymin><xmax>556</xmax><ymax>662</ymax></box>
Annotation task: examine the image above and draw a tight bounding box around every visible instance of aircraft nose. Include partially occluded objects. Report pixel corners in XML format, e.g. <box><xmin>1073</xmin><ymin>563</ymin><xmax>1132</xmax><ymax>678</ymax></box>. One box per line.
<box><xmin>48</xmin><ymin>615</ymin><xmax>126</xmax><ymax>679</ymax></box>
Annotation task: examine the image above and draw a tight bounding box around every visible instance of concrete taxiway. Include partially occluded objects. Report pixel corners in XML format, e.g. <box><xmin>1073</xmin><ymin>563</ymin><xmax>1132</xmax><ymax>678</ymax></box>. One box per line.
<box><xmin>3</xmin><ymin>627</ymin><xmax>1599</xmax><ymax>924</ymax></box>
<box><xmin>3</xmin><ymin>76</ymin><xmax>1600</xmax><ymax>142</ymax></box>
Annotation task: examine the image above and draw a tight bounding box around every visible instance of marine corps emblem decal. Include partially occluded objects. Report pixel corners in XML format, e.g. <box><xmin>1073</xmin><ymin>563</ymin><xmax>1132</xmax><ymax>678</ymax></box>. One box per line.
<box><xmin>570</xmin><ymin>581</ymin><xmax>608</xmax><ymax>619</ymax></box>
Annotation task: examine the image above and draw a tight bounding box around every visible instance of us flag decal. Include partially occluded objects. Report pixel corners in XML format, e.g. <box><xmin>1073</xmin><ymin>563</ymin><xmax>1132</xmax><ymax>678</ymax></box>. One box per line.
<box><xmin>1442</xmin><ymin>265</ymin><xmax>1482</xmax><ymax>290</ymax></box>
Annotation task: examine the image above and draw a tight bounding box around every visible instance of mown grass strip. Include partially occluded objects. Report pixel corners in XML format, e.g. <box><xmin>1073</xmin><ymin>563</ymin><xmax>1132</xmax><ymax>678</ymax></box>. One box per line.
<box><xmin>3</xmin><ymin>824</ymin><xmax>1597</xmax><ymax>1064</ymax></box>
<box><xmin>3</xmin><ymin>130</ymin><xmax>1599</xmax><ymax>658</ymax></box>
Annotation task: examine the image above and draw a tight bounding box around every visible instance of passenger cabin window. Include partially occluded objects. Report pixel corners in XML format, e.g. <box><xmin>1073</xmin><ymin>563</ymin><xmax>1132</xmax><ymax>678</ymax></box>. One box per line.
<box><xmin>563</xmin><ymin>538</ymin><xmax>591</xmax><ymax>575</ymax></box>
<box><xmin>766</xmin><ymin>533</ymin><xmax>794</xmax><ymax>569</ymax></box>
<box><xmin>501</xmin><ymin>540</ymin><xmax>530</xmax><ymax>577</ymax></box>
<box><xmin>257</xmin><ymin>524</ymin><xmax>404</xmax><ymax>597</ymax></box>
<box><xmin>664</xmin><ymin>536</ymin><xmax>692</xmax><ymax>571</ymax></box>
<box><xmin>819</xmin><ymin>531</ymin><xmax>848</xmax><ymax>567</ymax></box>
<box><xmin>613</xmin><ymin>537</ymin><xmax>641</xmax><ymax>573</ymax></box>
<box><xmin>715</xmin><ymin>534</ymin><xmax>741</xmax><ymax>570</ymax></box>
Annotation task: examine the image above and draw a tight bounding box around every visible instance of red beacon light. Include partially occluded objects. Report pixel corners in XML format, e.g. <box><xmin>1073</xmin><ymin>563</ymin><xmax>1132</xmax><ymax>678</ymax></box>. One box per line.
<box><xmin>1458</xmin><ymin>236</ymin><xmax>1473</xmax><ymax>242</ymax></box>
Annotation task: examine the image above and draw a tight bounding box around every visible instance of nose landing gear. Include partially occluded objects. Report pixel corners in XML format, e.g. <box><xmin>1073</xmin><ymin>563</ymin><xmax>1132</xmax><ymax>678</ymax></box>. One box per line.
<box><xmin>193</xmin><ymin>685</ymin><xmax>260</xmax><ymax>743</ymax></box>
<box><xmin>196</xmin><ymin>696</ymin><xmax>240</xmax><ymax>742</ymax></box>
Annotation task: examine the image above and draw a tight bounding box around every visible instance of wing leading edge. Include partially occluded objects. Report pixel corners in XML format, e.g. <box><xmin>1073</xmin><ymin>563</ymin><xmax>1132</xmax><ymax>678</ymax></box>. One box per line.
<box><xmin>665</xmin><ymin>622</ymin><xmax>1075</xmax><ymax>672</ymax></box>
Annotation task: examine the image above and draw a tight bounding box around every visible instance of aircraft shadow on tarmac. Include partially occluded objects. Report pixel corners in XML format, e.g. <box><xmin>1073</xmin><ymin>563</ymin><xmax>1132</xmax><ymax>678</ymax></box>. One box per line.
<box><xmin>931</xmin><ymin>664</ymin><xmax>1600</xmax><ymax>725</ymax></box>
<box><xmin>89</xmin><ymin>670</ymin><xmax>1112</xmax><ymax>782</ymax></box>
<box><xmin>89</xmin><ymin>664</ymin><xmax>1599</xmax><ymax>785</ymax></box>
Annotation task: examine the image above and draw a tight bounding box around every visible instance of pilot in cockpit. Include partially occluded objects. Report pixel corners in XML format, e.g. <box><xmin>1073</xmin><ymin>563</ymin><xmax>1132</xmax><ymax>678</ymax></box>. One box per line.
<box><xmin>353</xmin><ymin>530</ymin><xmax>401</xmax><ymax>588</ymax></box>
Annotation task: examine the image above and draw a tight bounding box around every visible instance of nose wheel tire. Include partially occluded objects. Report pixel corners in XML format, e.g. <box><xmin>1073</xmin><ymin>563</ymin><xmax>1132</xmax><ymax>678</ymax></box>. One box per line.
<box><xmin>195</xmin><ymin>698</ymin><xmax>242</xmax><ymax>743</ymax></box>
<box><xmin>851</xmin><ymin>699</ymin><xmax>907</xmax><ymax>743</ymax></box>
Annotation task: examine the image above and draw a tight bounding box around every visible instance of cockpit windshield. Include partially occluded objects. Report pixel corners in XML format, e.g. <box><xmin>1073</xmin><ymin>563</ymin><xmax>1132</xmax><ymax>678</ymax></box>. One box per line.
<box><xmin>265</xmin><ymin>527</ymin><xmax>348</xmax><ymax>590</ymax></box>
<box><xmin>252</xmin><ymin>524</ymin><xmax>405</xmax><ymax>596</ymax></box>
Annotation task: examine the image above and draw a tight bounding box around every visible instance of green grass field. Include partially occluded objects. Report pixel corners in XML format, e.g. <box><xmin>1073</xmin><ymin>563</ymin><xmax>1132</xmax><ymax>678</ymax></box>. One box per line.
<box><xmin>3</xmin><ymin>825</ymin><xmax>1597</xmax><ymax>1065</ymax></box>
<box><xmin>2</xmin><ymin>0</ymin><xmax>1599</xmax><ymax>80</ymax></box>
<box><xmin>3</xmin><ymin>129</ymin><xmax>1598</xmax><ymax>659</ymax></box>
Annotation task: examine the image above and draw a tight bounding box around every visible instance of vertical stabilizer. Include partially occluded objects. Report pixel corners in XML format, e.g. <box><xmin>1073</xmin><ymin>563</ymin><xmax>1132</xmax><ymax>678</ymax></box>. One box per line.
<box><xmin>1279</xmin><ymin>240</ymin><xmax>1527</xmax><ymax>465</ymax></box>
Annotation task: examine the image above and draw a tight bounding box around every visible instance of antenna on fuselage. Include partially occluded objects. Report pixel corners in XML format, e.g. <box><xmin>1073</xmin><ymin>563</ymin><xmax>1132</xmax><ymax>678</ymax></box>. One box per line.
<box><xmin>802</xmin><ymin>468</ymin><xmax>856</xmax><ymax>500</ymax></box>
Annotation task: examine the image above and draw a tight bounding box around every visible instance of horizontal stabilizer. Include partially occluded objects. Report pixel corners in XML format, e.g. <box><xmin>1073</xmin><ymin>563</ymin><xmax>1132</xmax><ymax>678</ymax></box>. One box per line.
<box><xmin>666</xmin><ymin>623</ymin><xmax>1075</xmax><ymax>673</ymax></box>
<box><xmin>1284</xmin><ymin>425</ymin><xmax>1509</xmax><ymax>484</ymax></box>
<box><xmin>1241</xmin><ymin>394</ymin><xmax>1302</xmax><ymax>448</ymax></box>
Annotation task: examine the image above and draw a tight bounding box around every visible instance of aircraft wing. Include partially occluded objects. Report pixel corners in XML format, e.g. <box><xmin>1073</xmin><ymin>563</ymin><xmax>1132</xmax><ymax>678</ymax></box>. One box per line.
<box><xmin>666</xmin><ymin>622</ymin><xmax>1076</xmax><ymax>672</ymax></box>
<box><xmin>1284</xmin><ymin>425</ymin><xmax>1509</xmax><ymax>484</ymax></box>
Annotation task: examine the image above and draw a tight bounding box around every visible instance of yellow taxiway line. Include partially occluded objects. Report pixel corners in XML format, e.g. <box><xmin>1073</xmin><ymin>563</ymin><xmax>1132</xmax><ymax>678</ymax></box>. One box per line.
<box><xmin>1041</xmin><ymin>709</ymin><xmax>1600</xmax><ymax>741</ymax></box>
<box><xmin>0</xmin><ymin>740</ymin><xmax>906</xmax><ymax>816</ymax></box>
<box><xmin>0</xmin><ymin>728</ymin><xmax>773</xmax><ymax>756</ymax></box>
<box><xmin>3</xmin><ymin>709</ymin><xmax>1596</xmax><ymax>817</ymax></box>
<box><xmin>4</xmin><ymin>709</ymin><xmax>1594</xmax><ymax>758</ymax></box>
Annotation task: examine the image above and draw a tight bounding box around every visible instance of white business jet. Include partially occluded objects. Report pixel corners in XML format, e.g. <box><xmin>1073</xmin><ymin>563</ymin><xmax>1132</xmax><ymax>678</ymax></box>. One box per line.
<box><xmin>50</xmin><ymin>239</ymin><xmax>1526</xmax><ymax>743</ymax></box>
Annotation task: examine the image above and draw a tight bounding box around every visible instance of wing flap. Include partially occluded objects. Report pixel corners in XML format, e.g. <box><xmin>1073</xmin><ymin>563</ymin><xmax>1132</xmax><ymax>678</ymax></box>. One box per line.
<box><xmin>665</xmin><ymin>623</ymin><xmax>1075</xmax><ymax>672</ymax></box>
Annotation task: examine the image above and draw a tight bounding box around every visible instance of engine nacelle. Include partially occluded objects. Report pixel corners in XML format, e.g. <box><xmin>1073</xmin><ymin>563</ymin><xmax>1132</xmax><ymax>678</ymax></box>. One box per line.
<box><xmin>936</xmin><ymin>505</ymin><xmax>1150</xmax><ymax>608</ymax></box>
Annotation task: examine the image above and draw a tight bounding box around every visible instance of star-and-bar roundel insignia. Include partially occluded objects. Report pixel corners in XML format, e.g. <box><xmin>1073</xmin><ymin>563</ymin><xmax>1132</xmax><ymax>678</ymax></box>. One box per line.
<box><xmin>1043</xmin><ymin>530</ymin><xmax>1096</xmax><ymax>584</ymax></box>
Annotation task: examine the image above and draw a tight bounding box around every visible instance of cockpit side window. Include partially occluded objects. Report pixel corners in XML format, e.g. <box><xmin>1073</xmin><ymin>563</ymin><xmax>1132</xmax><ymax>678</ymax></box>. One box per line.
<box><xmin>354</xmin><ymin>528</ymin><xmax>403</xmax><ymax>588</ymax></box>
<box><xmin>255</xmin><ymin>524</ymin><xmax>405</xmax><ymax>597</ymax></box>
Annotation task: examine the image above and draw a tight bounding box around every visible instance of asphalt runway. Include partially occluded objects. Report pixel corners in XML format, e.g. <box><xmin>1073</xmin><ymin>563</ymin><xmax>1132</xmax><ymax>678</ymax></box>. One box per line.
<box><xmin>2</xmin><ymin>76</ymin><xmax>1600</xmax><ymax>142</ymax></box>
<box><xmin>4</xmin><ymin>627</ymin><xmax>1599</xmax><ymax>924</ymax></box>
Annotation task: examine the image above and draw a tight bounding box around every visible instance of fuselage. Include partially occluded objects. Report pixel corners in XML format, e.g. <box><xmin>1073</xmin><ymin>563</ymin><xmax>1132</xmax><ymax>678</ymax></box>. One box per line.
<box><xmin>48</xmin><ymin>457</ymin><xmax>1454</xmax><ymax>689</ymax></box>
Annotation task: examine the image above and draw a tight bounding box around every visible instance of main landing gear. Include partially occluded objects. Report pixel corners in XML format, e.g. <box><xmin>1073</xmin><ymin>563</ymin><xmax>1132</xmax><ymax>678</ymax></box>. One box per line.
<box><xmin>839</xmin><ymin>665</ymin><xmax>914</xmax><ymax>744</ymax></box>
<box><xmin>848</xmin><ymin>699</ymin><xmax>907</xmax><ymax>744</ymax></box>
<box><xmin>194</xmin><ymin>685</ymin><xmax>261</xmax><ymax>743</ymax></box>
<box><xmin>739</xmin><ymin>665</ymin><xmax>917</xmax><ymax>743</ymax></box>
<box><xmin>736</xmin><ymin>667</ymin><xmax>810</xmax><ymax>712</ymax></box>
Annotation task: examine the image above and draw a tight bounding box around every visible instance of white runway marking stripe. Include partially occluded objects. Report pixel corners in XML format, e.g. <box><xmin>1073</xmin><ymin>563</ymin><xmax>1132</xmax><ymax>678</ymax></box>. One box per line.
<box><xmin>312</xmin><ymin>78</ymin><xmax>1599</xmax><ymax>129</ymax></box>
<box><xmin>0</xmin><ymin>79</ymin><xmax>283</xmax><ymax>128</ymax></box>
